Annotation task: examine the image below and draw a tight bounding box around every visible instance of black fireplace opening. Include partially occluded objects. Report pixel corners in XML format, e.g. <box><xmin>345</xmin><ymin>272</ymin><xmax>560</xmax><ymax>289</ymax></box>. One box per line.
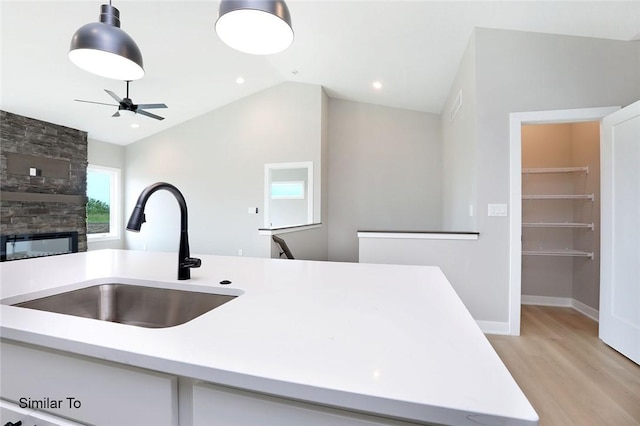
<box><xmin>1</xmin><ymin>232</ymin><xmax>79</xmax><ymax>262</ymax></box>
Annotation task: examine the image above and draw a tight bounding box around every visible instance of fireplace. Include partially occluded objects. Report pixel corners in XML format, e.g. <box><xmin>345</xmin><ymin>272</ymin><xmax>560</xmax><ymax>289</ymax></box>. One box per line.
<box><xmin>1</xmin><ymin>232</ymin><xmax>79</xmax><ymax>262</ymax></box>
<box><xmin>1</xmin><ymin>111</ymin><xmax>88</xmax><ymax>255</ymax></box>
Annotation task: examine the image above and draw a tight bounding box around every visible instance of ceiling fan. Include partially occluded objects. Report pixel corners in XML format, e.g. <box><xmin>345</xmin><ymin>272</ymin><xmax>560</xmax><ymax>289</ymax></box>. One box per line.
<box><xmin>75</xmin><ymin>81</ymin><xmax>167</xmax><ymax>121</ymax></box>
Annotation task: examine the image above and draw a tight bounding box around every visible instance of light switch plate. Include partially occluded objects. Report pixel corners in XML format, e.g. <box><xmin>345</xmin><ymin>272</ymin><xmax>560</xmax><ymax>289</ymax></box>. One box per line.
<box><xmin>488</xmin><ymin>204</ymin><xmax>508</xmax><ymax>217</ymax></box>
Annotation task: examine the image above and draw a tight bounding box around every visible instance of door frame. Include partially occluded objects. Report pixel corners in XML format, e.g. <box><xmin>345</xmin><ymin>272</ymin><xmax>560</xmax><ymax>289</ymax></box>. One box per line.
<box><xmin>508</xmin><ymin>106</ymin><xmax>620</xmax><ymax>335</ymax></box>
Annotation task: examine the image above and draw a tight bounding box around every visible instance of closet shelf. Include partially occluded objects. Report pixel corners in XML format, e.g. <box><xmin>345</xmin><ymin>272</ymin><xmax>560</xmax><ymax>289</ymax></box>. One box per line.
<box><xmin>522</xmin><ymin>166</ymin><xmax>589</xmax><ymax>174</ymax></box>
<box><xmin>522</xmin><ymin>249</ymin><xmax>594</xmax><ymax>259</ymax></box>
<box><xmin>522</xmin><ymin>222</ymin><xmax>594</xmax><ymax>230</ymax></box>
<box><xmin>522</xmin><ymin>194</ymin><xmax>594</xmax><ymax>201</ymax></box>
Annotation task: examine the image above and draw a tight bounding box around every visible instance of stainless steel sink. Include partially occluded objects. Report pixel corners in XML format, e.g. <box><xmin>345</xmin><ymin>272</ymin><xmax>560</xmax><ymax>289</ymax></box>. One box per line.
<box><xmin>12</xmin><ymin>284</ymin><xmax>237</xmax><ymax>328</ymax></box>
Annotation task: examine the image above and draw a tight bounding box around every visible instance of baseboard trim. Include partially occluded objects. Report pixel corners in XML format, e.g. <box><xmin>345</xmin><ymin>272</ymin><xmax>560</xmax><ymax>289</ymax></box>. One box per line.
<box><xmin>522</xmin><ymin>295</ymin><xmax>599</xmax><ymax>322</ymax></box>
<box><xmin>571</xmin><ymin>299</ymin><xmax>599</xmax><ymax>322</ymax></box>
<box><xmin>522</xmin><ymin>295</ymin><xmax>572</xmax><ymax>307</ymax></box>
<box><xmin>477</xmin><ymin>297</ymin><xmax>599</xmax><ymax>335</ymax></box>
<box><xmin>476</xmin><ymin>320</ymin><xmax>511</xmax><ymax>335</ymax></box>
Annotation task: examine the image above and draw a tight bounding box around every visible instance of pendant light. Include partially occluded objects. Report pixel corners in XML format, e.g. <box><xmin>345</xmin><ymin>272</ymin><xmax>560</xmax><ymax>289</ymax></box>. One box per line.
<box><xmin>69</xmin><ymin>3</ymin><xmax>144</xmax><ymax>80</ymax></box>
<box><xmin>215</xmin><ymin>0</ymin><xmax>294</xmax><ymax>55</ymax></box>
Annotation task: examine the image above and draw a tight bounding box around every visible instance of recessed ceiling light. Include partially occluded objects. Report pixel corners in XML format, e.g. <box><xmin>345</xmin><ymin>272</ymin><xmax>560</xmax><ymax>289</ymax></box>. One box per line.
<box><xmin>236</xmin><ymin>76</ymin><xmax>245</xmax><ymax>84</ymax></box>
<box><xmin>130</xmin><ymin>123</ymin><xmax>139</xmax><ymax>129</ymax></box>
<box><xmin>373</xmin><ymin>81</ymin><xmax>383</xmax><ymax>90</ymax></box>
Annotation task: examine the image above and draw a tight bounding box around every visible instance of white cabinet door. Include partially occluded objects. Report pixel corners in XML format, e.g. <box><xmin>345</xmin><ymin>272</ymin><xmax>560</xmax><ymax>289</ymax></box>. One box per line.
<box><xmin>1</xmin><ymin>400</ymin><xmax>84</xmax><ymax>426</ymax></box>
<box><xmin>1</xmin><ymin>341</ymin><xmax>179</xmax><ymax>425</ymax></box>
<box><xmin>600</xmin><ymin>99</ymin><xmax>640</xmax><ymax>365</ymax></box>
<box><xmin>193</xmin><ymin>382</ymin><xmax>422</xmax><ymax>426</ymax></box>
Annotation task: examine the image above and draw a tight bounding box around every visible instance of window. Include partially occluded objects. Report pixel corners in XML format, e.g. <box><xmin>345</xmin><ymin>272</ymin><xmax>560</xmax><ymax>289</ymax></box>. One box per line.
<box><xmin>264</xmin><ymin>162</ymin><xmax>314</xmax><ymax>228</ymax></box>
<box><xmin>271</xmin><ymin>181</ymin><xmax>305</xmax><ymax>199</ymax></box>
<box><xmin>86</xmin><ymin>165</ymin><xmax>120</xmax><ymax>239</ymax></box>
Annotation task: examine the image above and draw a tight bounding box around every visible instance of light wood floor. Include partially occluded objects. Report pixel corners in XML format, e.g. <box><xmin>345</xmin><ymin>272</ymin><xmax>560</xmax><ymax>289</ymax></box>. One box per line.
<box><xmin>488</xmin><ymin>305</ymin><xmax>640</xmax><ymax>426</ymax></box>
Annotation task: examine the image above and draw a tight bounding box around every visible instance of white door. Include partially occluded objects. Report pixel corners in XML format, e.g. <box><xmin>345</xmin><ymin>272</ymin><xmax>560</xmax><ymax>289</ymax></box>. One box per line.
<box><xmin>600</xmin><ymin>100</ymin><xmax>640</xmax><ymax>365</ymax></box>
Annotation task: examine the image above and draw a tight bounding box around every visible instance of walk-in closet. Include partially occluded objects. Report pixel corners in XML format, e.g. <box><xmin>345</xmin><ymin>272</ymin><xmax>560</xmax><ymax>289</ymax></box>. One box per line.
<box><xmin>521</xmin><ymin>121</ymin><xmax>601</xmax><ymax>319</ymax></box>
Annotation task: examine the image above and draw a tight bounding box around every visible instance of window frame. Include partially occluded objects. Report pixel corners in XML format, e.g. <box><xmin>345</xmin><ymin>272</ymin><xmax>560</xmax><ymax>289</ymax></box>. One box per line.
<box><xmin>86</xmin><ymin>164</ymin><xmax>121</xmax><ymax>241</ymax></box>
<box><xmin>264</xmin><ymin>161</ymin><xmax>314</xmax><ymax>229</ymax></box>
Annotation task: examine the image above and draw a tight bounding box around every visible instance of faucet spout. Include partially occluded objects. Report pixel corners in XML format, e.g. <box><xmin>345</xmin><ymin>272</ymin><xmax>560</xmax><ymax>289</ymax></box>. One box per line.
<box><xmin>126</xmin><ymin>182</ymin><xmax>201</xmax><ymax>280</ymax></box>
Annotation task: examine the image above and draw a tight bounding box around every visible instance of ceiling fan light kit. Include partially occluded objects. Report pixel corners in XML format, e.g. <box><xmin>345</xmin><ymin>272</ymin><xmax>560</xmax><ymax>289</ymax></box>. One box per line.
<box><xmin>69</xmin><ymin>3</ymin><xmax>144</xmax><ymax>81</ymax></box>
<box><xmin>75</xmin><ymin>81</ymin><xmax>167</xmax><ymax>121</ymax></box>
<box><xmin>216</xmin><ymin>0</ymin><xmax>294</xmax><ymax>55</ymax></box>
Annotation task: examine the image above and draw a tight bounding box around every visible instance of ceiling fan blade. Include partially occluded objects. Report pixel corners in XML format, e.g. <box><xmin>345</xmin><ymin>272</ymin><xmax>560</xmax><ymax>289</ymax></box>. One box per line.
<box><xmin>104</xmin><ymin>89</ymin><xmax>123</xmax><ymax>103</ymax></box>
<box><xmin>135</xmin><ymin>103</ymin><xmax>168</xmax><ymax>109</ymax></box>
<box><xmin>137</xmin><ymin>109</ymin><xmax>165</xmax><ymax>121</ymax></box>
<box><xmin>112</xmin><ymin>111</ymin><xmax>121</xmax><ymax>117</ymax></box>
<box><xmin>75</xmin><ymin>99</ymin><xmax>118</xmax><ymax>107</ymax></box>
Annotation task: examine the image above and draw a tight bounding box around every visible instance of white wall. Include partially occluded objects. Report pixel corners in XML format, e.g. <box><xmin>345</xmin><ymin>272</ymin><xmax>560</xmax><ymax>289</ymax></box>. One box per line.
<box><xmin>358</xmin><ymin>236</ymin><xmax>504</xmax><ymax>332</ymax></box>
<box><xmin>265</xmin><ymin>90</ymin><xmax>331</xmax><ymax>263</ymax></box>
<box><xmin>441</xmin><ymin>32</ymin><xmax>477</xmax><ymax>232</ymax></box>
<box><xmin>364</xmin><ymin>30</ymin><xmax>639</xmax><ymax>327</ymax></box>
<box><xmin>269</xmin><ymin>226</ymin><xmax>327</xmax><ymax>261</ymax></box>
<box><xmin>327</xmin><ymin>99</ymin><xmax>442</xmax><ymax>262</ymax></box>
<box><xmin>124</xmin><ymin>82</ymin><xmax>327</xmax><ymax>259</ymax></box>
<box><xmin>470</xmin><ymin>29</ymin><xmax>639</xmax><ymax>323</ymax></box>
<box><xmin>87</xmin><ymin>138</ymin><xmax>125</xmax><ymax>250</ymax></box>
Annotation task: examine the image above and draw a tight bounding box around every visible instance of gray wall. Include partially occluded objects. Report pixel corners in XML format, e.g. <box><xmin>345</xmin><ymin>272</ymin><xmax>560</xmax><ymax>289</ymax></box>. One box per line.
<box><xmin>357</xmin><ymin>29</ymin><xmax>638</xmax><ymax>325</ymax></box>
<box><xmin>319</xmin><ymin>88</ymin><xmax>330</xmax><ymax>259</ymax></box>
<box><xmin>469</xmin><ymin>28</ymin><xmax>639</xmax><ymax>322</ymax></box>
<box><xmin>571</xmin><ymin>121</ymin><xmax>601</xmax><ymax>311</ymax></box>
<box><xmin>87</xmin><ymin>138</ymin><xmax>126</xmax><ymax>250</ymax></box>
<box><xmin>327</xmin><ymin>99</ymin><xmax>442</xmax><ymax>262</ymax></box>
<box><xmin>441</xmin><ymin>32</ymin><xmax>477</xmax><ymax>232</ymax></box>
<box><xmin>88</xmin><ymin>138</ymin><xmax>126</xmax><ymax>170</ymax></box>
<box><xmin>124</xmin><ymin>82</ymin><xmax>327</xmax><ymax>258</ymax></box>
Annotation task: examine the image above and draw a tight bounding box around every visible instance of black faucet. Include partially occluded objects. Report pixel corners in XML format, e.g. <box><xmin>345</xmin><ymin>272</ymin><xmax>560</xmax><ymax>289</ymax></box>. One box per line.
<box><xmin>126</xmin><ymin>182</ymin><xmax>201</xmax><ymax>280</ymax></box>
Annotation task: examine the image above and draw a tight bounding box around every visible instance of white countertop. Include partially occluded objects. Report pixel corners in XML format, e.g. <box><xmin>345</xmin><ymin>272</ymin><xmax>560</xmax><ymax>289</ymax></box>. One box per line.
<box><xmin>0</xmin><ymin>250</ymin><xmax>538</xmax><ymax>425</ymax></box>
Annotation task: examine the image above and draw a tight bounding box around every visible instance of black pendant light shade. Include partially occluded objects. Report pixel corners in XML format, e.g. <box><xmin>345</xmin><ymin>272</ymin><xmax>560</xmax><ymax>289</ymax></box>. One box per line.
<box><xmin>216</xmin><ymin>0</ymin><xmax>294</xmax><ymax>55</ymax></box>
<box><xmin>69</xmin><ymin>4</ymin><xmax>144</xmax><ymax>80</ymax></box>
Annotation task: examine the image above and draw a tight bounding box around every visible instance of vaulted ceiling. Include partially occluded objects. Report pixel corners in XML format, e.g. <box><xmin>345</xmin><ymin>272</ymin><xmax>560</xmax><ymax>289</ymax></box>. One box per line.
<box><xmin>2</xmin><ymin>1</ymin><xmax>639</xmax><ymax>145</ymax></box>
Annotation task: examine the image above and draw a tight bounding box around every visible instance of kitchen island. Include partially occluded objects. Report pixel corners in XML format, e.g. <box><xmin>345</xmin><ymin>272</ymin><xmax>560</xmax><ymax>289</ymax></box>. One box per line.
<box><xmin>0</xmin><ymin>249</ymin><xmax>538</xmax><ymax>425</ymax></box>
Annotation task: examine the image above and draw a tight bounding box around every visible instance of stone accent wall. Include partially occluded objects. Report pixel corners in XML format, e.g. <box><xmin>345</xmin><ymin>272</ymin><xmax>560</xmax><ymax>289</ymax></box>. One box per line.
<box><xmin>1</xmin><ymin>110</ymin><xmax>88</xmax><ymax>251</ymax></box>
